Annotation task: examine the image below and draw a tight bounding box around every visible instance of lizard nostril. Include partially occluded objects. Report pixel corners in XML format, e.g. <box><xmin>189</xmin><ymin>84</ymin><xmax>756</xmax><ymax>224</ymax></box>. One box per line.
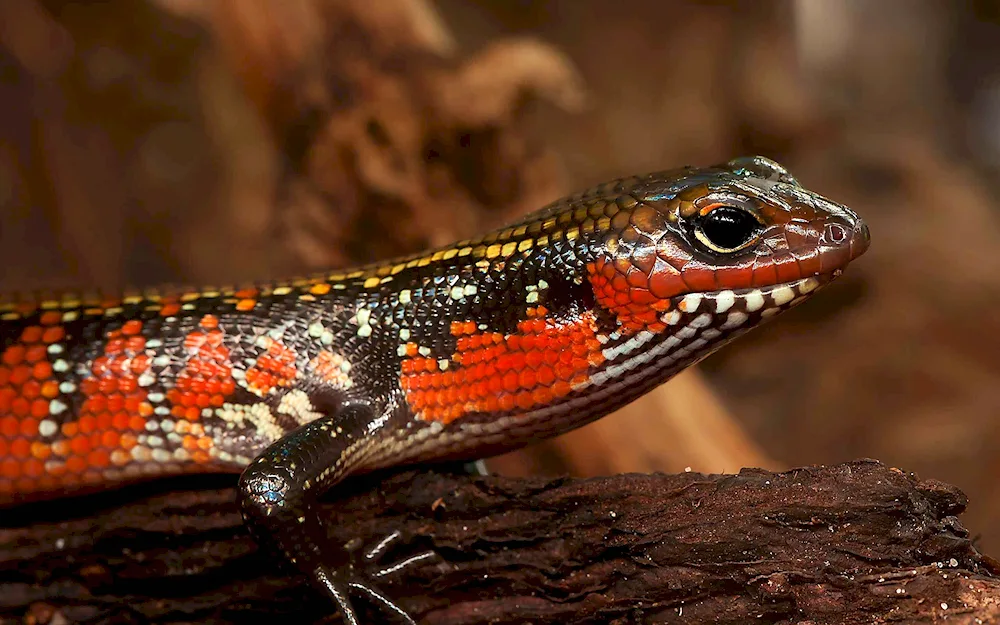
<box><xmin>823</xmin><ymin>222</ymin><xmax>849</xmax><ymax>245</ymax></box>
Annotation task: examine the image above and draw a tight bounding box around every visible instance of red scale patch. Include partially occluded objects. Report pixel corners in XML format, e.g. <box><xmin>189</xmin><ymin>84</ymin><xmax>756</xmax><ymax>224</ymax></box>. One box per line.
<box><xmin>0</xmin><ymin>313</ymin><xmax>67</xmax><ymax>495</ymax></box>
<box><xmin>587</xmin><ymin>257</ymin><xmax>676</xmax><ymax>334</ymax></box>
<box><xmin>167</xmin><ymin>315</ymin><xmax>236</xmax><ymax>418</ymax></box>
<box><xmin>401</xmin><ymin>307</ymin><xmax>605</xmax><ymax>424</ymax></box>
<box><xmin>244</xmin><ymin>336</ymin><xmax>298</xmax><ymax>396</ymax></box>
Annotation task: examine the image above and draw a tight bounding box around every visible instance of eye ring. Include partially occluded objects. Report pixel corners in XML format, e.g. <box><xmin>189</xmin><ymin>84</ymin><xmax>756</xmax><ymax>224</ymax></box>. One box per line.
<box><xmin>693</xmin><ymin>204</ymin><xmax>763</xmax><ymax>253</ymax></box>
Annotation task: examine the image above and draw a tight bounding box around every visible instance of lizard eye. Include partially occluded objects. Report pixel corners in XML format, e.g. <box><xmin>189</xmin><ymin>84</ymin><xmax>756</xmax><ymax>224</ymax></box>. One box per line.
<box><xmin>694</xmin><ymin>206</ymin><xmax>762</xmax><ymax>253</ymax></box>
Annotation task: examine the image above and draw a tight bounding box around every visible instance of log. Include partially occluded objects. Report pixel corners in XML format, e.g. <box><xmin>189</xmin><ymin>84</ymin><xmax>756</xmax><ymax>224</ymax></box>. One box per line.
<box><xmin>1</xmin><ymin>459</ymin><xmax>998</xmax><ymax>624</ymax></box>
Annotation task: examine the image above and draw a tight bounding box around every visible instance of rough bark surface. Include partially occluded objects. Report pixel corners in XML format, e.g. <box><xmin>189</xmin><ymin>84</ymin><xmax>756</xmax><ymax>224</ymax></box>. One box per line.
<box><xmin>1</xmin><ymin>460</ymin><xmax>998</xmax><ymax>624</ymax></box>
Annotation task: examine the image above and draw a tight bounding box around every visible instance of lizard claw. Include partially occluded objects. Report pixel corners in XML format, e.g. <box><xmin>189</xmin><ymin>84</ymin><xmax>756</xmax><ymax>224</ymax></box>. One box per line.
<box><xmin>317</xmin><ymin>530</ymin><xmax>439</xmax><ymax>623</ymax></box>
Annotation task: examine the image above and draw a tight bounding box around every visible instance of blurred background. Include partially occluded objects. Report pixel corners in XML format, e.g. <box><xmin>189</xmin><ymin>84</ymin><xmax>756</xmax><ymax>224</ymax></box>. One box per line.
<box><xmin>2</xmin><ymin>0</ymin><xmax>999</xmax><ymax>552</ymax></box>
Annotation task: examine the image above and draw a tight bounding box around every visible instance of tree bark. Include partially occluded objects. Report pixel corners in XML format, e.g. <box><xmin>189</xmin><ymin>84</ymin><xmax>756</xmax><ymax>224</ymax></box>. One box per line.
<box><xmin>1</xmin><ymin>459</ymin><xmax>998</xmax><ymax>624</ymax></box>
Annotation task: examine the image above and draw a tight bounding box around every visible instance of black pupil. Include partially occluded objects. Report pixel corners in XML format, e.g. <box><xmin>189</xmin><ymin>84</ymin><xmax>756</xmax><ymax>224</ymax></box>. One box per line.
<box><xmin>701</xmin><ymin>207</ymin><xmax>759</xmax><ymax>250</ymax></box>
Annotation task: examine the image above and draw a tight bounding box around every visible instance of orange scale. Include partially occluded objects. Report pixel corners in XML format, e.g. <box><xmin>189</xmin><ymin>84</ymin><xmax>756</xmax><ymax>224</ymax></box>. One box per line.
<box><xmin>65</xmin><ymin>456</ymin><xmax>87</xmax><ymax>473</ymax></box>
<box><xmin>130</xmin><ymin>354</ymin><xmax>151</xmax><ymax>374</ymax></box>
<box><xmin>524</xmin><ymin>351</ymin><xmax>545</xmax><ymax>369</ymax></box>
<box><xmin>25</xmin><ymin>345</ymin><xmax>47</xmax><ymax>364</ymax></box>
<box><xmin>30</xmin><ymin>441</ymin><xmax>50</xmax><ymax>460</ymax></box>
<box><xmin>406</xmin><ymin>389</ymin><xmax>423</xmax><ymax>406</ymax></box>
<box><xmin>88</xmin><ymin>449</ymin><xmax>111</xmax><ymax>468</ymax></box>
<box><xmin>122</xmin><ymin>393</ymin><xmax>142</xmax><ymax>413</ymax></box>
<box><xmin>502</xmin><ymin>371</ymin><xmax>520</xmax><ymax>393</ymax></box>
<box><xmin>111</xmin><ymin>449</ymin><xmax>130</xmax><ymax>466</ymax></box>
<box><xmin>107</xmin><ymin>394</ymin><xmax>126</xmax><ymax>413</ymax></box>
<box><xmin>494</xmin><ymin>354</ymin><xmax>512</xmax><ymax>373</ymax></box>
<box><xmin>78</xmin><ymin>415</ymin><xmax>97</xmax><ymax>433</ymax></box>
<box><xmin>2</xmin><ymin>345</ymin><xmax>26</xmax><ymax>366</ymax></box>
<box><xmin>79</xmin><ymin>378</ymin><xmax>100</xmax><ymax>396</ymax></box>
<box><xmin>84</xmin><ymin>396</ymin><xmax>105</xmax><ymax>414</ymax></box>
<box><xmin>50</xmin><ymin>440</ymin><xmax>70</xmax><ymax>457</ymax></box>
<box><xmin>40</xmin><ymin>381</ymin><xmax>59</xmax><ymax>399</ymax></box>
<box><xmin>20</xmin><ymin>417</ymin><xmax>38</xmax><ymax>436</ymax></box>
<box><xmin>117</xmin><ymin>377</ymin><xmax>138</xmax><ymax>394</ymax></box>
<box><xmin>31</xmin><ymin>361</ymin><xmax>52</xmax><ymax>380</ymax></box>
<box><xmin>552</xmin><ymin>380</ymin><xmax>573</xmax><ymax>397</ymax></box>
<box><xmin>97</xmin><ymin>377</ymin><xmax>118</xmax><ymax>394</ymax></box>
<box><xmin>191</xmin><ymin>450</ymin><xmax>210</xmax><ymax>463</ymax></box>
<box><xmin>0</xmin><ymin>458</ymin><xmax>20</xmax><ymax>478</ymax></box>
<box><xmin>10</xmin><ymin>438</ymin><xmax>30</xmax><ymax>458</ymax></box>
<box><xmin>554</xmin><ymin>362</ymin><xmax>576</xmax><ymax>381</ymax></box>
<box><xmin>22</xmin><ymin>457</ymin><xmax>44</xmax><ymax>477</ymax></box>
<box><xmin>533</xmin><ymin>387</ymin><xmax>553</xmax><ymax>406</ymax></box>
<box><xmin>119</xmin><ymin>433</ymin><xmax>138</xmax><ymax>450</ymax></box>
<box><xmin>105</xmin><ymin>338</ymin><xmax>125</xmax><ymax>355</ymax></box>
<box><xmin>69</xmin><ymin>435</ymin><xmax>91</xmax><ymax>456</ymax></box>
<box><xmin>128</xmin><ymin>416</ymin><xmax>147</xmax><ymax>431</ymax></box>
<box><xmin>199</xmin><ymin>315</ymin><xmax>220</xmax><ymax>330</ymax></box>
<box><xmin>95</xmin><ymin>412</ymin><xmax>113</xmax><ymax>430</ymax></box>
<box><xmin>466</xmin><ymin>363</ymin><xmax>484</xmax><ymax>381</ymax></box>
<box><xmin>498</xmin><ymin>394</ymin><xmax>516</xmax><ymax>412</ymax></box>
<box><xmin>519</xmin><ymin>370</ymin><xmax>537</xmax><ymax>389</ymax></box>
<box><xmin>536</xmin><ymin>365</ymin><xmax>556</xmax><ymax>386</ymax></box>
<box><xmin>20</xmin><ymin>380</ymin><xmax>40</xmax><ymax>399</ymax></box>
<box><xmin>482</xmin><ymin>394</ymin><xmax>500</xmax><ymax>412</ymax></box>
<box><xmin>184</xmin><ymin>406</ymin><xmax>200</xmax><ymax>421</ymax></box>
<box><xmin>9</xmin><ymin>366</ymin><xmax>31</xmax><ymax>385</ymax></box>
<box><xmin>486</xmin><ymin>376</ymin><xmax>504</xmax><ymax>395</ymax></box>
<box><xmin>184</xmin><ymin>332</ymin><xmax>206</xmax><ymax>351</ymax></box>
<box><xmin>112</xmin><ymin>412</ymin><xmax>130</xmax><ymax>430</ymax></box>
<box><xmin>20</xmin><ymin>326</ymin><xmax>43</xmax><ymax>343</ymax></box>
<box><xmin>137</xmin><ymin>402</ymin><xmax>153</xmax><ymax>418</ymax></box>
<box><xmin>0</xmin><ymin>416</ymin><xmax>19</xmax><ymax>437</ymax></box>
<box><xmin>41</xmin><ymin>326</ymin><xmax>65</xmax><ymax>344</ymax></box>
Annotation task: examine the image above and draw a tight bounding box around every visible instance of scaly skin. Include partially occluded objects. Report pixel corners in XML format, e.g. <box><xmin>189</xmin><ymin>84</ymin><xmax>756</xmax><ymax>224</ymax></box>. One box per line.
<box><xmin>0</xmin><ymin>156</ymin><xmax>868</xmax><ymax>623</ymax></box>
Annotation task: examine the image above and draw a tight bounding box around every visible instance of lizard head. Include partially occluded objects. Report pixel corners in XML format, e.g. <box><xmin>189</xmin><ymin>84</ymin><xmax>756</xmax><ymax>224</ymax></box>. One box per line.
<box><xmin>585</xmin><ymin>155</ymin><xmax>869</xmax><ymax>336</ymax></box>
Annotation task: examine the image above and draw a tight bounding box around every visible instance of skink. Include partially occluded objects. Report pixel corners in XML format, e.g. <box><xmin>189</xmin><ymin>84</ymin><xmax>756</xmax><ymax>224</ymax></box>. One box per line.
<box><xmin>0</xmin><ymin>156</ymin><xmax>869</xmax><ymax>623</ymax></box>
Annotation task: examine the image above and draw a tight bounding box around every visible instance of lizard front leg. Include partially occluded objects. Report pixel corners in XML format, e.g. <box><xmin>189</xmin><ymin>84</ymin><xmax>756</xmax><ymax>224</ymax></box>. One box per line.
<box><xmin>237</xmin><ymin>405</ymin><xmax>427</xmax><ymax>624</ymax></box>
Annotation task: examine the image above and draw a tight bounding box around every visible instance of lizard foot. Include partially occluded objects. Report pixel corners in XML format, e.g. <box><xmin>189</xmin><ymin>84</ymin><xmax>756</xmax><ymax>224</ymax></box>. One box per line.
<box><xmin>317</xmin><ymin>530</ymin><xmax>439</xmax><ymax>624</ymax></box>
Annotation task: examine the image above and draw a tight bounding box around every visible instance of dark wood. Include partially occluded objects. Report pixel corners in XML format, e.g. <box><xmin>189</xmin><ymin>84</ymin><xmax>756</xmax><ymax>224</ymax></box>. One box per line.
<box><xmin>1</xmin><ymin>460</ymin><xmax>998</xmax><ymax>624</ymax></box>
